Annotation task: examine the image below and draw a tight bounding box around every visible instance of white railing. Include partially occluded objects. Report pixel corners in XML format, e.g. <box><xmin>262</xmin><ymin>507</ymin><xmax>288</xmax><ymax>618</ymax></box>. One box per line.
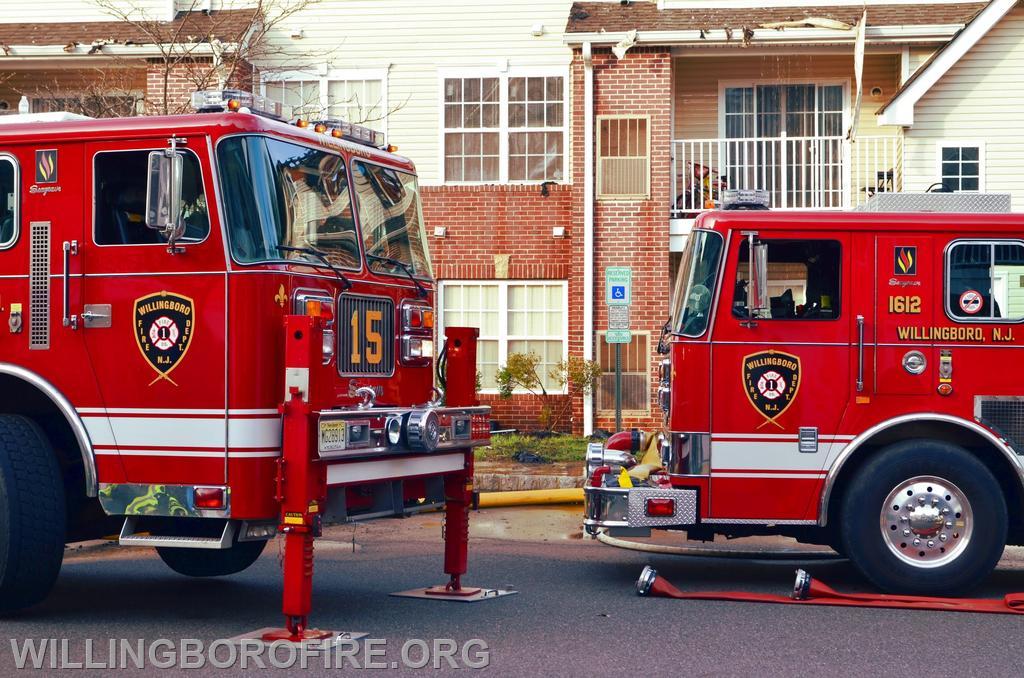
<box><xmin>671</xmin><ymin>134</ymin><xmax>902</xmax><ymax>216</ymax></box>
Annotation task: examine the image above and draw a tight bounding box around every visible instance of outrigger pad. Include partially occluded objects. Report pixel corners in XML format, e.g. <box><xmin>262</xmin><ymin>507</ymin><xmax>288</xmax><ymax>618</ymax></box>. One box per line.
<box><xmin>390</xmin><ymin>587</ymin><xmax>518</xmax><ymax>603</ymax></box>
<box><xmin>227</xmin><ymin>629</ymin><xmax>369</xmax><ymax>648</ymax></box>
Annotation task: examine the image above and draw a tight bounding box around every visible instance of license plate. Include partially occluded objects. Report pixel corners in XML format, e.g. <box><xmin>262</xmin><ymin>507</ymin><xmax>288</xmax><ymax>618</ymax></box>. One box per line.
<box><xmin>319</xmin><ymin>420</ymin><xmax>347</xmax><ymax>452</ymax></box>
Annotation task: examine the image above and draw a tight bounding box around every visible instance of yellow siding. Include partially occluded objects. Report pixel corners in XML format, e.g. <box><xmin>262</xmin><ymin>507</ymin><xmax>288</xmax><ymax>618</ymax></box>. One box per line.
<box><xmin>903</xmin><ymin>6</ymin><xmax>1024</xmax><ymax>202</ymax></box>
<box><xmin>259</xmin><ymin>0</ymin><xmax>574</xmax><ymax>184</ymax></box>
<box><xmin>673</xmin><ymin>53</ymin><xmax>901</xmax><ymax>140</ymax></box>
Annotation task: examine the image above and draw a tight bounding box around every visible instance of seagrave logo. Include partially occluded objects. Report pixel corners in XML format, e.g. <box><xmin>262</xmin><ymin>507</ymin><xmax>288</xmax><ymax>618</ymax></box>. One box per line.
<box><xmin>35</xmin><ymin>149</ymin><xmax>57</xmax><ymax>184</ymax></box>
<box><xmin>742</xmin><ymin>350</ymin><xmax>801</xmax><ymax>430</ymax></box>
<box><xmin>134</xmin><ymin>292</ymin><xmax>195</xmax><ymax>386</ymax></box>
<box><xmin>894</xmin><ymin>246</ymin><xmax>917</xmax><ymax>276</ymax></box>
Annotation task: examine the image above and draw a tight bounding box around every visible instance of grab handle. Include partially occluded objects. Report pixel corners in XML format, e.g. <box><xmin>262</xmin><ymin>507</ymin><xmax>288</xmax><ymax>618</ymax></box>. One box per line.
<box><xmin>856</xmin><ymin>315</ymin><xmax>865</xmax><ymax>393</ymax></box>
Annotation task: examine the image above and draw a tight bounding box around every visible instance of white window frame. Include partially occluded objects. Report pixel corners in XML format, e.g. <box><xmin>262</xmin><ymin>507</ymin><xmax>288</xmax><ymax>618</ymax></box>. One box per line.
<box><xmin>437</xmin><ymin>66</ymin><xmax>569</xmax><ymax>185</ymax></box>
<box><xmin>438</xmin><ymin>279</ymin><xmax>569</xmax><ymax>395</ymax></box>
<box><xmin>717</xmin><ymin>78</ymin><xmax>851</xmax><ymax>139</ymax></box>
<box><xmin>261</xmin><ymin>68</ymin><xmax>389</xmax><ymax>137</ymax></box>
<box><xmin>936</xmin><ymin>140</ymin><xmax>985</xmax><ymax>193</ymax></box>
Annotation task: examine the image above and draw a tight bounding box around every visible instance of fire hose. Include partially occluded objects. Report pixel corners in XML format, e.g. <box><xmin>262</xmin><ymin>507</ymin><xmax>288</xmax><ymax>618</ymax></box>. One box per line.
<box><xmin>636</xmin><ymin>566</ymin><xmax>1024</xmax><ymax>615</ymax></box>
<box><xmin>596</xmin><ymin>530</ymin><xmax>843</xmax><ymax>561</ymax></box>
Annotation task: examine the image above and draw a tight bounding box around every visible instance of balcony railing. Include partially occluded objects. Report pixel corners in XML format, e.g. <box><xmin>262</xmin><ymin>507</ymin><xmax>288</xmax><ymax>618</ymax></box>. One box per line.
<box><xmin>671</xmin><ymin>134</ymin><xmax>902</xmax><ymax>217</ymax></box>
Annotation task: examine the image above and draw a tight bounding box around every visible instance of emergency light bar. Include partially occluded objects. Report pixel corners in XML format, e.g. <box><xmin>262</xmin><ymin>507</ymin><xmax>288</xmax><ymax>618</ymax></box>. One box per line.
<box><xmin>722</xmin><ymin>189</ymin><xmax>771</xmax><ymax>210</ymax></box>
<box><xmin>309</xmin><ymin>117</ymin><xmax>385</xmax><ymax>148</ymax></box>
<box><xmin>191</xmin><ymin>89</ymin><xmax>290</xmax><ymax>121</ymax></box>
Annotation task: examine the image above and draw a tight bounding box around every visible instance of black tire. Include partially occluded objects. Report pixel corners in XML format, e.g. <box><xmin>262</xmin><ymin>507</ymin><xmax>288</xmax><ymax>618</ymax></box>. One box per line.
<box><xmin>157</xmin><ymin>534</ymin><xmax>266</xmax><ymax>577</ymax></box>
<box><xmin>0</xmin><ymin>414</ymin><xmax>66</xmax><ymax>613</ymax></box>
<box><xmin>840</xmin><ymin>439</ymin><xmax>1006</xmax><ymax>595</ymax></box>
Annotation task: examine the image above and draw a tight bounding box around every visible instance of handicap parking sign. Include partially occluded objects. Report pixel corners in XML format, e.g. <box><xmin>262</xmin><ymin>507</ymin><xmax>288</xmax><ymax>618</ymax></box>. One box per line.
<box><xmin>605</xmin><ymin>267</ymin><xmax>632</xmax><ymax>306</ymax></box>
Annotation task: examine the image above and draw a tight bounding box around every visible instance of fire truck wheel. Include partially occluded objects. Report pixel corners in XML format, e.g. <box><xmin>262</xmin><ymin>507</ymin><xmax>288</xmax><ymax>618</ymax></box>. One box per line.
<box><xmin>0</xmin><ymin>414</ymin><xmax>66</xmax><ymax>613</ymax></box>
<box><xmin>157</xmin><ymin>535</ymin><xmax>266</xmax><ymax>577</ymax></box>
<box><xmin>840</xmin><ymin>439</ymin><xmax>1006</xmax><ymax>596</ymax></box>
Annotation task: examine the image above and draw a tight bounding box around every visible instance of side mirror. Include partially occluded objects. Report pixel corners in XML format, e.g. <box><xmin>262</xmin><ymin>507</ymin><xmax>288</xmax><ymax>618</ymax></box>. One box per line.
<box><xmin>145</xmin><ymin>150</ymin><xmax>185</xmax><ymax>251</ymax></box>
<box><xmin>746</xmin><ymin>241</ymin><xmax>770</xmax><ymax>318</ymax></box>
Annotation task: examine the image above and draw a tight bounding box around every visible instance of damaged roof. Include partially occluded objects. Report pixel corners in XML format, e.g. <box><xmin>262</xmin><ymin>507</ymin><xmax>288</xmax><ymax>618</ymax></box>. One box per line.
<box><xmin>0</xmin><ymin>9</ymin><xmax>259</xmax><ymax>48</ymax></box>
<box><xmin>566</xmin><ymin>2</ymin><xmax>989</xmax><ymax>34</ymax></box>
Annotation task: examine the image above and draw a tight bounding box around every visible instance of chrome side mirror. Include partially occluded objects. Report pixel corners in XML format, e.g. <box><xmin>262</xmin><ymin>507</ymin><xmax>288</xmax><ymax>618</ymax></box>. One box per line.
<box><xmin>145</xmin><ymin>149</ymin><xmax>185</xmax><ymax>252</ymax></box>
<box><xmin>746</xmin><ymin>238</ymin><xmax>769</xmax><ymax>319</ymax></box>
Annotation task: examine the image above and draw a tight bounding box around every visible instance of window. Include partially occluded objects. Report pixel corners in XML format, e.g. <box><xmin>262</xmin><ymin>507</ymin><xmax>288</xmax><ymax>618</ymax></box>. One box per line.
<box><xmin>441</xmin><ymin>71</ymin><xmax>567</xmax><ymax>183</ymax></box>
<box><xmin>217</xmin><ymin>136</ymin><xmax>358</xmax><ymax>267</ymax></box>
<box><xmin>946</xmin><ymin>241</ymin><xmax>1024</xmax><ymax>321</ymax></box>
<box><xmin>597</xmin><ymin>116</ymin><xmax>649</xmax><ymax>199</ymax></box>
<box><xmin>440</xmin><ymin>281</ymin><xmax>567</xmax><ymax>392</ymax></box>
<box><xmin>938</xmin><ymin>143</ymin><xmax>983</xmax><ymax>192</ymax></box>
<box><xmin>352</xmin><ymin>160</ymin><xmax>431</xmax><ymax>278</ymax></box>
<box><xmin>443</xmin><ymin>77</ymin><xmax>500</xmax><ymax>182</ymax></box>
<box><xmin>32</xmin><ymin>95</ymin><xmax>141</xmax><ymax>118</ymax></box>
<box><xmin>0</xmin><ymin>156</ymin><xmax>17</xmax><ymax>248</ymax></box>
<box><xmin>263</xmin><ymin>71</ymin><xmax>387</xmax><ymax>132</ymax></box>
<box><xmin>723</xmin><ymin>84</ymin><xmax>844</xmax><ymax>138</ymax></box>
<box><xmin>596</xmin><ymin>333</ymin><xmax>650</xmax><ymax>413</ymax></box>
<box><xmin>734</xmin><ymin>240</ymin><xmax>841</xmax><ymax>320</ymax></box>
<box><xmin>94</xmin><ymin>149</ymin><xmax>209</xmax><ymax>246</ymax></box>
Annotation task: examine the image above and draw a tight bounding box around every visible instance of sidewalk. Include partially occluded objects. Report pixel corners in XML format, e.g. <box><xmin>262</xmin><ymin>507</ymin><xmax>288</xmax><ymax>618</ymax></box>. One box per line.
<box><xmin>474</xmin><ymin>460</ymin><xmax>584</xmax><ymax>492</ymax></box>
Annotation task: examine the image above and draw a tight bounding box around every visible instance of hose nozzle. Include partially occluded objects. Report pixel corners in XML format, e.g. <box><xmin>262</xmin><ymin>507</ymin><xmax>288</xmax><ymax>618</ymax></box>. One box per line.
<box><xmin>792</xmin><ymin>569</ymin><xmax>812</xmax><ymax>600</ymax></box>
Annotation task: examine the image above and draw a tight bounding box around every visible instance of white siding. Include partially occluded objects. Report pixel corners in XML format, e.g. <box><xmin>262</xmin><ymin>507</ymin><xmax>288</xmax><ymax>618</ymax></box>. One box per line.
<box><xmin>902</xmin><ymin>6</ymin><xmax>1024</xmax><ymax>204</ymax></box>
<box><xmin>0</xmin><ymin>0</ymin><xmax>176</xmax><ymax>23</ymax></box>
<box><xmin>257</xmin><ymin>0</ymin><xmax>573</xmax><ymax>184</ymax></box>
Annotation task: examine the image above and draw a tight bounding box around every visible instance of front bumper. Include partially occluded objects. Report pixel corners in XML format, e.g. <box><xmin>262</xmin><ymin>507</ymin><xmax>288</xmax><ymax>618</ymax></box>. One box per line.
<box><xmin>583</xmin><ymin>483</ymin><xmax>699</xmax><ymax>535</ymax></box>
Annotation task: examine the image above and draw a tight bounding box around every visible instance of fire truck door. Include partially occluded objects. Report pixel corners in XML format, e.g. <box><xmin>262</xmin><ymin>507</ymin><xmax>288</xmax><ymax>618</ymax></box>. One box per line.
<box><xmin>79</xmin><ymin>139</ymin><xmax>228</xmax><ymax>486</ymax></box>
<box><xmin>709</xmin><ymin>232</ymin><xmax>850</xmax><ymax>520</ymax></box>
<box><xmin>866</xmin><ymin>234</ymin><xmax>935</xmax><ymax>396</ymax></box>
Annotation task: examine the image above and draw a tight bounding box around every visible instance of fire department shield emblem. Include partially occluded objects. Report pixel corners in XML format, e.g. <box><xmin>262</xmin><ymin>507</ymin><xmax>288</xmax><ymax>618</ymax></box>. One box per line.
<box><xmin>134</xmin><ymin>292</ymin><xmax>195</xmax><ymax>386</ymax></box>
<box><xmin>742</xmin><ymin>350</ymin><xmax>801</xmax><ymax>429</ymax></box>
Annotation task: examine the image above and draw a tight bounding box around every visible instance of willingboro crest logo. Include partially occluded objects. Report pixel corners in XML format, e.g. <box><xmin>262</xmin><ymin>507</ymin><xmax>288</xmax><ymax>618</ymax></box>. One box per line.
<box><xmin>742</xmin><ymin>350</ymin><xmax>801</xmax><ymax>429</ymax></box>
<box><xmin>134</xmin><ymin>292</ymin><xmax>195</xmax><ymax>386</ymax></box>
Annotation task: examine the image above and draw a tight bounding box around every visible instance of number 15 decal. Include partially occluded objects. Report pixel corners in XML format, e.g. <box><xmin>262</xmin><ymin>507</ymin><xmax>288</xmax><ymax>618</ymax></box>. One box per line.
<box><xmin>350</xmin><ymin>309</ymin><xmax>384</xmax><ymax>365</ymax></box>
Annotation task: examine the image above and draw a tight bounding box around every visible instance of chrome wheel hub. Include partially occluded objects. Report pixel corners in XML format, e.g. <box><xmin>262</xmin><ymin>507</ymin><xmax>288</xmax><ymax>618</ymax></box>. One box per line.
<box><xmin>880</xmin><ymin>475</ymin><xmax>972</xmax><ymax>568</ymax></box>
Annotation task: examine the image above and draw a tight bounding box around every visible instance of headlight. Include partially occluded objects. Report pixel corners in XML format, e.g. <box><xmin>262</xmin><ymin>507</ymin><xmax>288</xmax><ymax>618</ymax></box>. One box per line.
<box><xmin>386</xmin><ymin>415</ymin><xmax>404</xmax><ymax>446</ymax></box>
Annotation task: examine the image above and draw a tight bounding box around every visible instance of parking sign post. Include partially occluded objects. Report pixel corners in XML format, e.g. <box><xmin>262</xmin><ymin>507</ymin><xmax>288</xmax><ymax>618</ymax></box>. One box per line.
<box><xmin>605</xmin><ymin>267</ymin><xmax>632</xmax><ymax>431</ymax></box>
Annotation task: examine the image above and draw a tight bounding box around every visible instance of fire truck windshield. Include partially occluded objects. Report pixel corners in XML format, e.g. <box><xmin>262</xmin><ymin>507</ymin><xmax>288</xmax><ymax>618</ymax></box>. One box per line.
<box><xmin>352</xmin><ymin>160</ymin><xmax>431</xmax><ymax>280</ymax></box>
<box><xmin>671</xmin><ymin>230</ymin><xmax>723</xmax><ymax>337</ymax></box>
<box><xmin>217</xmin><ymin>135</ymin><xmax>362</xmax><ymax>269</ymax></box>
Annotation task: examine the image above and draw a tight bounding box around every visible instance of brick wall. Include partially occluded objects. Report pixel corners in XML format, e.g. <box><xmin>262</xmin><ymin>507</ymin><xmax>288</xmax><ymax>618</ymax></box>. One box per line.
<box><xmin>423</xmin><ymin>183</ymin><xmax>576</xmax><ymax>432</ymax></box>
<box><xmin>145</xmin><ymin>58</ymin><xmax>213</xmax><ymax>115</ymax></box>
<box><xmin>572</xmin><ymin>46</ymin><xmax>673</xmax><ymax>434</ymax></box>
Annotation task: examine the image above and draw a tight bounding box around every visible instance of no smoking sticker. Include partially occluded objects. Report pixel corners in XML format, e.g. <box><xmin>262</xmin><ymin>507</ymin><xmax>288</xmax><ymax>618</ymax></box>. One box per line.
<box><xmin>959</xmin><ymin>289</ymin><xmax>983</xmax><ymax>315</ymax></box>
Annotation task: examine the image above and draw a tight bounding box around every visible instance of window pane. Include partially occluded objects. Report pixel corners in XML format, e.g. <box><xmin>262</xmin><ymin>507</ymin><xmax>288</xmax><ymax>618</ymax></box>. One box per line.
<box><xmin>734</xmin><ymin>239</ymin><xmax>842</xmax><ymax>319</ymax></box>
<box><xmin>962</xmin><ymin>147</ymin><xmax>979</xmax><ymax>162</ymax></box>
<box><xmin>97</xmin><ymin>149</ymin><xmax>209</xmax><ymax>246</ymax></box>
<box><xmin>353</xmin><ymin>161</ymin><xmax>431</xmax><ymax>276</ymax></box>
<box><xmin>0</xmin><ymin>159</ymin><xmax>15</xmax><ymax>247</ymax></box>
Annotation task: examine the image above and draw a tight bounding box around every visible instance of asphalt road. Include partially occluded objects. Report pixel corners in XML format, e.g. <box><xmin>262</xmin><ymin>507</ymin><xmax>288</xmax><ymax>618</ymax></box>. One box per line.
<box><xmin>3</xmin><ymin>506</ymin><xmax>1023</xmax><ymax>676</ymax></box>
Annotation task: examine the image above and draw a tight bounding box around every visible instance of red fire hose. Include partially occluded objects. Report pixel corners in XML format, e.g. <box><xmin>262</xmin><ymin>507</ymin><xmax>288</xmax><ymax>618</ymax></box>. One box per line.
<box><xmin>636</xmin><ymin>566</ymin><xmax>1024</xmax><ymax>615</ymax></box>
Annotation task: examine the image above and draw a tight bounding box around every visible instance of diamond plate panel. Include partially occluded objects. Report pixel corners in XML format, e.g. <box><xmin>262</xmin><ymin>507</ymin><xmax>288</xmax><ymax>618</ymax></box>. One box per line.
<box><xmin>627</xmin><ymin>487</ymin><xmax>698</xmax><ymax>527</ymax></box>
<box><xmin>854</xmin><ymin>192</ymin><xmax>1011</xmax><ymax>213</ymax></box>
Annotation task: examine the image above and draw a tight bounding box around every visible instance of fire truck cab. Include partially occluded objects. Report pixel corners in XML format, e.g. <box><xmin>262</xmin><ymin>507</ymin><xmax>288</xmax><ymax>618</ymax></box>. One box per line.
<box><xmin>0</xmin><ymin>91</ymin><xmax>489</xmax><ymax>615</ymax></box>
<box><xmin>587</xmin><ymin>207</ymin><xmax>1024</xmax><ymax>594</ymax></box>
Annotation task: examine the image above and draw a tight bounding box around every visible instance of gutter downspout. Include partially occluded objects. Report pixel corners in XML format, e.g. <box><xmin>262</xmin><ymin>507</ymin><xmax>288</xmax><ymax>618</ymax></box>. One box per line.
<box><xmin>583</xmin><ymin>42</ymin><xmax>594</xmax><ymax>436</ymax></box>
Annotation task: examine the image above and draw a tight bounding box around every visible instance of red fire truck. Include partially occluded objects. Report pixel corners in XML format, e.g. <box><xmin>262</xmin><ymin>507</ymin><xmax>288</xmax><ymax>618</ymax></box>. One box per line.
<box><xmin>586</xmin><ymin>206</ymin><xmax>1024</xmax><ymax>594</ymax></box>
<box><xmin>0</xmin><ymin>90</ymin><xmax>489</xmax><ymax>629</ymax></box>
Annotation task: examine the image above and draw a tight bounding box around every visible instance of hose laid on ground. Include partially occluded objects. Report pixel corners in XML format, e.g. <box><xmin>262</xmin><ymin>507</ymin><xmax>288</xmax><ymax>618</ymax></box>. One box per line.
<box><xmin>637</xmin><ymin>566</ymin><xmax>1024</xmax><ymax>615</ymax></box>
<box><xmin>476</xmin><ymin>488</ymin><xmax>583</xmax><ymax>508</ymax></box>
<box><xmin>597</xmin><ymin>530</ymin><xmax>843</xmax><ymax>561</ymax></box>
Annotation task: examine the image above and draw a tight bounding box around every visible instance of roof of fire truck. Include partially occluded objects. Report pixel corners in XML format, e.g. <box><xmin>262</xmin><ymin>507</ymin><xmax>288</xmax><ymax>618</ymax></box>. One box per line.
<box><xmin>0</xmin><ymin>90</ymin><xmax>415</xmax><ymax>174</ymax></box>
<box><xmin>696</xmin><ymin>208</ymin><xmax>1024</xmax><ymax>235</ymax></box>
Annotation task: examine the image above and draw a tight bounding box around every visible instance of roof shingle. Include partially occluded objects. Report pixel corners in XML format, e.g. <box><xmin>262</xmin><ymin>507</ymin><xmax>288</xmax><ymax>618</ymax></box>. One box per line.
<box><xmin>566</xmin><ymin>2</ymin><xmax>989</xmax><ymax>34</ymax></box>
<box><xmin>0</xmin><ymin>9</ymin><xmax>258</xmax><ymax>47</ymax></box>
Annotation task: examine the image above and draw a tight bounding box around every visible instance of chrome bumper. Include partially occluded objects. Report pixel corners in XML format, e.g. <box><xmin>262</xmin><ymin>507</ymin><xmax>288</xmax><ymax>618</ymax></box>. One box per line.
<box><xmin>584</xmin><ymin>484</ymin><xmax>699</xmax><ymax>535</ymax></box>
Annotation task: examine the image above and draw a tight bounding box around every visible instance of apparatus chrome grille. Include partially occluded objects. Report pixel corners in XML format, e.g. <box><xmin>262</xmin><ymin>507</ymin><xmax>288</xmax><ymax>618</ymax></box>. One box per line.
<box><xmin>29</xmin><ymin>221</ymin><xmax>49</xmax><ymax>349</ymax></box>
<box><xmin>976</xmin><ymin>396</ymin><xmax>1024</xmax><ymax>453</ymax></box>
<box><xmin>338</xmin><ymin>294</ymin><xmax>394</xmax><ymax>376</ymax></box>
